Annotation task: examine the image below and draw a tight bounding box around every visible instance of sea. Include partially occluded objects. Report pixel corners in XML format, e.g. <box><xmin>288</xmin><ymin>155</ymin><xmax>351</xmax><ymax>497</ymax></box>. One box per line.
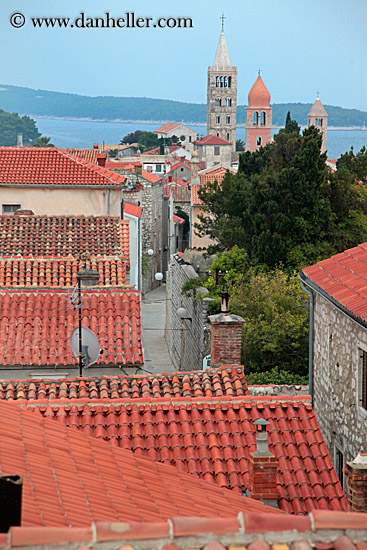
<box><xmin>33</xmin><ymin>117</ymin><xmax>367</xmax><ymax>160</ymax></box>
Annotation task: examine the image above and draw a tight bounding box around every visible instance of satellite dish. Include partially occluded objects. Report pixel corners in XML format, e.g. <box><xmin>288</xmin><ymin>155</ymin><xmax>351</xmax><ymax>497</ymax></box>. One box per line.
<box><xmin>70</xmin><ymin>327</ymin><xmax>101</xmax><ymax>368</ymax></box>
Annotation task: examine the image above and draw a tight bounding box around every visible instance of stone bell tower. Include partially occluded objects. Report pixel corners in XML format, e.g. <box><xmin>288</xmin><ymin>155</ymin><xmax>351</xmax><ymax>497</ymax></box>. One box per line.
<box><xmin>207</xmin><ymin>17</ymin><xmax>237</xmax><ymax>153</ymax></box>
<box><xmin>308</xmin><ymin>95</ymin><xmax>328</xmax><ymax>154</ymax></box>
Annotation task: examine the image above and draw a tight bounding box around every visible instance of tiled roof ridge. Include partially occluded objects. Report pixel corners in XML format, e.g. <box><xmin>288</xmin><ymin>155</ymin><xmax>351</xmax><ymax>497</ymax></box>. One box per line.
<box><xmin>3</xmin><ymin>510</ymin><xmax>367</xmax><ymax>548</ymax></box>
<box><xmin>19</xmin><ymin>394</ymin><xmax>312</xmax><ymax>408</ymax></box>
<box><xmin>58</xmin><ymin>148</ymin><xmax>127</xmax><ymax>185</ymax></box>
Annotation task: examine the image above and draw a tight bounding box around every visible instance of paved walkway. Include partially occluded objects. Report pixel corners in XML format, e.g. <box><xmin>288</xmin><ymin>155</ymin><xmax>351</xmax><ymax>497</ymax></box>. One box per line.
<box><xmin>141</xmin><ymin>284</ymin><xmax>175</xmax><ymax>374</ymax></box>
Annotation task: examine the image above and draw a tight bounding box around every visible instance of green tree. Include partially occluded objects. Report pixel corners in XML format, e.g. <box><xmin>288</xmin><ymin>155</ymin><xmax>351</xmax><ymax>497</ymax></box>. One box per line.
<box><xmin>336</xmin><ymin>146</ymin><xmax>367</xmax><ymax>184</ymax></box>
<box><xmin>236</xmin><ymin>138</ymin><xmax>245</xmax><ymax>152</ymax></box>
<box><xmin>33</xmin><ymin>136</ymin><xmax>54</xmax><ymax>147</ymax></box>
<box><xmin>0</xmin><ymin>109</ymin><xmax>41</xmax><ymax>145</ymax></box>
<box><xmin>284</xmin><ymin>110</ymin><xmax>300</xmax><ymax>134</ymax></box>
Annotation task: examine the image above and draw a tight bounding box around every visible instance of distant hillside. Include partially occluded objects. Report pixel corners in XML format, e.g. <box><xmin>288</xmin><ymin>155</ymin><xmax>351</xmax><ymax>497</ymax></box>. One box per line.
<box><xmin>0</xmin><ymin>84</ymin><xmax>366</xmax><ymax>128</ymax></box>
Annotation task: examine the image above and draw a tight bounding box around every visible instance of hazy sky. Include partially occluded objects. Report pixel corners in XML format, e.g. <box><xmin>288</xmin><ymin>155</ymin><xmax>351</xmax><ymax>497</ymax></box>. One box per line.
<box><xmin>1</xmin><ymin>0</ymin><xmax>366</xmax><ymax>110</ymax></box>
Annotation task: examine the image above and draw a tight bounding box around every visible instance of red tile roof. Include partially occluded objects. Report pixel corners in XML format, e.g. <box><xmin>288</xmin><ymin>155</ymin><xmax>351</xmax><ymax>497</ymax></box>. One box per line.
<box><xmin>123</xmin><ymin>201</ymin><xmax>143</xmax><ymax>219</ymax></box>
<box><xmin>0</xmin><ymin>257</ymin><xmax>127</xmax><ymax>288</ymax></box>
<box><xmin>169</xmin><ymin>160</ymin><xmax>191</xmax><ymax>173</ymax></box>
<box><xmin>0</xmin><ymin>367</ymin><xmax>248</xmax><ymax>401</ymax></box>
<box><xmin>0</xmin><ymin>289</ymin><xmax>143</xmax><ymax>367</ymax></box>
<box><xmin>4</xmin><ymin>510</ymin><xmax>367</xmax><ymax>548</ymax></box>
<box><xmin>192</xmin><ymin>184</ymin><xmax>204</xmax><ymax>206</ymax></box>
<box><xmin>12</xmin><ymin>388</ymin><xmax>346</xmax><ymax>514</ymax></box>
<box><xmin>0</xmin><ymin>402</ymin><xmax>281</xmax><ymax>528</ymax></box>
<box><xmin>0</xmin><ymin>215</ymin><xmax>129</xmax><ymax>261</ymax></box>
<box><xmin>302</xmin><ymin>242</ymin><xmax>367</xmax><ymax>321</ymax></box>
<box><xmin>64</xmin><ymin>148</ymin><xmax>98</xmax><ymax>164</ymax></box>
<box><xmin>140</xmin><ymin>169</ymin><xmax>162</xmax><ymax>184</ymax></box>
<box><xmin>155</xmin><ymin>122</ymin><xmax>181</xmax><ymax>134</ymax></box>
<box><xmin>0</xmin><ymin>147</ymin><xmax>126</xmax><ymax>187</ymax></box>
<box><xmin>194</xmin><ymin>135</ymin><xmax>232</xmax><ymax>146</ymax></box>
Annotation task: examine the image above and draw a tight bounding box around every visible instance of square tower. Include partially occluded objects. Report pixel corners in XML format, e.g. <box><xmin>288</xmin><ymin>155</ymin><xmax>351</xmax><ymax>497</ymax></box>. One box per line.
<box><xmin>207</xmin><ymin>30</ymin><xmax>237</xmax><ymax>153</ymax></box>
<box><xmin>245</xmin><ymin>74</ymin><xmax>272</xmax><ymax>152</ymax></box>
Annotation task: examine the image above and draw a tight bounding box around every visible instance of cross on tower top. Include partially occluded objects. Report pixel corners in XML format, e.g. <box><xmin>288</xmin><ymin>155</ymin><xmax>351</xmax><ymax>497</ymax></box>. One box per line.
<box><xmin>317</xmin><ymin>90</ymin><xmax>320</xmax><ymax>98</ymax></box>
<box><xmin>220</xmin><ymin>13</ymin><xmax>226</xmax><ymax>31</ymax></box>
<box><xmin>258</xmin><ymin>68</ymin><xmax>261</xmax><ymax>76</ymax></box>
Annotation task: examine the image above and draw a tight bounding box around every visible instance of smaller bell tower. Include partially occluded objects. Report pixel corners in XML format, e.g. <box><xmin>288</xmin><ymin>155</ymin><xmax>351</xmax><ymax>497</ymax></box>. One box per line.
<box><xmin>308</xmin><ymin>94</ymin><xmax>328</xmax><ymax>154</ymax></box>
<box><xmin>245</xmin><ymin>72</ymin><xmax>272</xmax><ymax>152</ymax></box>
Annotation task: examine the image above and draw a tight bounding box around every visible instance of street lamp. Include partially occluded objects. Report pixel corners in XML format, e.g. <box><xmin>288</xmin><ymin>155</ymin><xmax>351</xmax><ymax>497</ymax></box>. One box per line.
<box><xmin>76</xmin><ymin>266</ymin><xmax>99</xmax><ymax>376</ymax></box>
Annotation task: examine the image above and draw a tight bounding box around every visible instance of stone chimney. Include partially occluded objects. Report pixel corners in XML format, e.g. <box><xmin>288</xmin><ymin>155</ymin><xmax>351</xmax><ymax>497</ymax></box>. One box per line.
<box><xmin>191</xmin><ymin>150</ymin><xmax>199</xmax><ymax>183</ymax></box>
<box><xmin>248</xmin><ymin>419</ymin><xmax>278</xmax><ymax>507</ymax></box>
<box><xmin>345</xmin><ymin>453</ymin><xmax>367</xmax><ymax>512</ymax></box>
<box><xmin>96</xmin><ymin>153</ymin><xmax>107</xmax><ymax>167</ymax></box>
<box><xmin>93</xmin><ymin>143</ymin><xmax>99</xmax><ymax>149</ymax></box>
<box><xmin>208</xmin><ymin>292</ymin><xmax>244</xmax><ymax>368</ymax></box>
<box><xmin>0</xmin><ymin>475</ymin><xmax>23</xmax><ymax>532</ymax></box>
<box><xmin>16</xmin><ymin>134</ymin><xmax>23</xmax><ymax>147</ymax></box>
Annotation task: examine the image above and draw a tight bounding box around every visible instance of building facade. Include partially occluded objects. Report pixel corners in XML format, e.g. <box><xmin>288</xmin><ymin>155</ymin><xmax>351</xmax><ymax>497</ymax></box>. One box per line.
<box><xmin>207</xmin><ymin>29</ymin><xmax>237</xmax><ymax>153</ymax></box>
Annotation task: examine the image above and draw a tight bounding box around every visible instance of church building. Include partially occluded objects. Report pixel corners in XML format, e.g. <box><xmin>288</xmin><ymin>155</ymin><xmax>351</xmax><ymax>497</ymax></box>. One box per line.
<box><xmin>308</xmin><ymin>95</ymin><xmax>328</xmax><ymax>153</ymax></box>
<box><xmin>245</xmin><ymin>74</ymin><xmax>273</xmax><ymax>152</ymax></box>
<box><xmin>206</xmin><ymin>24</ymin><xmax>237</xmax><ymax>153</ymax></box>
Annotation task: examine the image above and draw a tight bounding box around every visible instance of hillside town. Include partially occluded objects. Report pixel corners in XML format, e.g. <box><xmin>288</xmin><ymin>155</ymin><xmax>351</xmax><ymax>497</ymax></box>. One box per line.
<box><xmin>0</xmin><ymin>24</ymin><xmax>367</xmax><ymax>550</ymax></box>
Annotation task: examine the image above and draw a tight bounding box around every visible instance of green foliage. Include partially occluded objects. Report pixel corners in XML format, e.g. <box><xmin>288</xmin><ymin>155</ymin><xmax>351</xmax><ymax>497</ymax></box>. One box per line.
<box><xmin>0</xmin><ymin>109</ymin><xmax>41</xmax><ymax>145</ymax></box>
<box><xmin>141</xmin><ymin>253</ymin><xmax>150</xmax><ymax>278</ymax></box>
<box><xmin>108</xmin><ymin>148</ymin><xmax>119</xmax><ymax>157</ymax></box>
<box><xmin>284</xmin><ymin>110</ymin><xmax>300</xmax><ymax>134</ymax></box>
<box><xmin>336</xmin><ymin>146</ymin><xmax>367</xmax><ymax>184</ymax></box>
<box><xmin>0</xmin><ymin>85</ymin><xmax>366</xmax><ymax>126</ymax></box>
<box><xmin>236</xmin><ymin>138</ymin><xmax>245</xmax><ymax>152</ymax></box>
<box><xmin>246</xmin><ymin>367</ymin><xmax>308</xmax><ymax>385</ymax></box>
<box><xmin>181</xmin><ymin>276</ymin><xmax>208</xmax><ymax>296</ymax></box>
<box><xmin>33</xmin><ymin>136</ymin><xmax>54</xmax><ymax>147</ymax></box>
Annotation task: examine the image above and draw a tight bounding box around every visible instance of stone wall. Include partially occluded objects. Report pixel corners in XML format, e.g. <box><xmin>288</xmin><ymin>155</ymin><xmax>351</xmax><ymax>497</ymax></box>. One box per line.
<box><xmin>165</xmin><ymin>254</ymin><xmax>211</xmax><ymax>371</ymax></box>
<box><xmin>313</xmin><ymin>293</ymin><xmax>367</xmax><ymax>471</ymax></box>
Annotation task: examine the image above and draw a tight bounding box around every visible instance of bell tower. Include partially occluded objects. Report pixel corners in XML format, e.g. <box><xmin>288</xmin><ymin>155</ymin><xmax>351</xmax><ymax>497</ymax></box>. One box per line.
<box><xmin>207</xmin><ymin>17</ymin><xmax>237</xmax><ymax>153</ymax></box>
<box><xmin>308</xmin><ymin>95</ymin><xmax>328</xmax><ymax>154</ymax></box>
<box><xmin>245</xmin><ymin>73</ymin><xmax>272</xmax><ymax>152</ymax></box>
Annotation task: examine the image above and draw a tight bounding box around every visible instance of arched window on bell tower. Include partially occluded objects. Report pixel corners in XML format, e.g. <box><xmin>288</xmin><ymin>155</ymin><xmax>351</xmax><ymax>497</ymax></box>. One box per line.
<box><xmin>216</xmin><ymin>76</ymin><xmax>220</xmax><ymax>87</ymax></box>
<box><xmin>228</xmin><ymin>76</ymin><xmax>232</xmax><ymax>88</ymax></box>
<box><xmin>220</xmin><ymin>76</ymin><xmax>224</xmax><ymax>87</ymax></box>
<box><xmin>253</xmin><ymin>112</ymin><xmax>259</xmax><ymax>125</ymax></box>
<box><xmin>260</xmin><ymin>112</ymin><xmax>266</xmax><ymax>125</ymax></box>
<box><xmin>224</xmin><ymin>76</ymin><xmax>228</xmax><ymax>87</ymax></box>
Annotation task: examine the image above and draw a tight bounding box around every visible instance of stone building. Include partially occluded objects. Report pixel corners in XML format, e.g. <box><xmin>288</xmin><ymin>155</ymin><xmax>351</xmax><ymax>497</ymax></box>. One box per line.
<box><xmin>194</xmin><ymin>135</ymin><xmax>232</xmax><ymax>169</ymax></box>
<box><xmin>301</xmin><ymin>243</ymin><xmax>367</xmax><ymax>487</ymax></box>
<box><xmin>207</xmin><ymin>27</ymin><xmax>237</xmax><ymax>152</ymax></box>
<box><xmin>308</xmin><ymin>95</ymin><xmax>328</xmax><ymax>154</ymax></box>
<box><xmin>154</xmin><ymin>122</ymin><xmax>198</xmax><ymax>152</ymax></box>
<box><xmin>245</xmin><ymin>74</ymin><xmax>273</xmax><ymax>152</ymax></box>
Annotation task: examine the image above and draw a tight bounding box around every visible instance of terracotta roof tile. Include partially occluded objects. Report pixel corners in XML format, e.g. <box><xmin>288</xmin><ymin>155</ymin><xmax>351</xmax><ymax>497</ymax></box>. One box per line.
<box><xmin>0</xmin><ymin>289</ymin><xmax>143</xmax><ymax>367</ymax></box>
<box><xmin>0</xmin><ymin>257</ymin><xmax>127</xmax><ymax>288</ymax></box>
<box><xmin>64</xmin><ymin>148</ymin><xmax>99</xmax><ymax>164</ymax></box>
<box><xmin>0</xmin><ymin>147</ymin><xmax>126</xmax><ymax>187</ymax></box>
<box><xmin>155</xmin><ymin>122</ymin><xmax>181</xmax><ymax>134</ymax></box>
<box><xmin>10</xmin><ymin>391</ymin><xmax>346</xmax><ymax>514</ymax></box>
<box><xmin>173</xmin><ymin>214</ymin><xmax>185</xmax><ymax>225</ymax></box>
<box><xmin>0</xmin><ymin>402</ymin><xmax>281</xmax><ymax>528</ymax></box>
<box><xmin>123</xmin><ymin>202</ymin><xmax>143</xmax><ymax>219</ymax></box>
<box><xmin>194</xmin><ymin>135</ymin><xmax>232</xmax><ymax>146</ymax></box>
<box><xmin>302</xmin><ymin>243</ymin><xmax>367</xmax><ymax>321</ymax></box>
<box><xmin>0</xmin><ymin>367</ymin><xmax>248</xmax><ymax>400</ymax></box>
<box><xmin>0</xmin><ymin>215</ymin><xmax>129</xmax><ymax>262</ymax></box>
<box><xmin>192</xmin><ymin>184</ymin><xmax>204</xmax><ymax>205</ymax></box>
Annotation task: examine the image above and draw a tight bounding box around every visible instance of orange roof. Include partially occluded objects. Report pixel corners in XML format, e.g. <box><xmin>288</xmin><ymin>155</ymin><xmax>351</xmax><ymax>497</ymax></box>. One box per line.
<box><xmin>64</xmin><ymin>148</ymin><xmax>98</xmax><ymax>164</ymax></box>
<box><xmin>0</xmin><ymin>215</ymin><xmax>129</xmax><ymax>263</ymax></box>
<box><xmin>194</xmin><ymin>135</ymin><xmax>231</xmax><ymax>146</ymax></box>
<box><xmin>302</xmin><ymin>242</ymin><xmax>367</xmax><ymax>321</ymax></box>
<box><xmin>123</xmin><ymin>201</ymin><xmax>143</xmax><ymax>218</ymax></box>
<box><xmin>0</xmin><ymin>256</ymin><xmax>127</xmax><ymax>288</ymax></box>
<box><xmin>0</xmin><ymin>147</ymin><xmax>126</xmax><ymax>187</ymax></box>
<box><xmin>155</xmin><ymin>122</ymin><xmax>181</xmax><ymax>134</ymax></box>
<box><xmin>0</xmin><ymin>288</ymin><xmax>143</xmax><ymax>367</ymax></box>
<box><xmin>173</xmin><ymin>214</ymin><xmax>185</xmax><ymax>225</ymax></box>
<box><xmin>169</xmin><ymin>160</ymin><xmax>191</xmax><ymax>172</ymax></box>
<box><xmin>192</xmin><ymin>184</ymin><xmax>204</xmax><ymax>205</ymax></box>
<box><xmin>248</xmin><ymin>75</ymin><xmax>271</xmax><ymax>108</ymax></box>
<box><xmin>141</xmin><ymin>169</ymin><xmax>162</xmax><ymax>184</ymax></box>
<box><xmin>0</xmin><ymin>401</ymin><xmax>281</xmax><ymax>527</ymax></box>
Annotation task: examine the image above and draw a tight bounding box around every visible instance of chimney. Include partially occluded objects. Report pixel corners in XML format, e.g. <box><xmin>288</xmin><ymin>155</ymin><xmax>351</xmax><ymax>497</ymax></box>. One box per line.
<box><xmin>208</xmin><ymin>303</ymin><xmax>244</xmax><ymax>368</ymax></box>
<box><xmin>345</xmin><ymin>453</ymin><xmax>367</xmax><ymax>512</ymax></box>
<box><xmin>13</xmin><ymin>209</ymin><xmax>34</xmax><ymax>216</ymax></box>
<box><xmin>93</xmin><ymin>143</ymin><xmax>99</xmax><ymax>149</ymax></box>
<box><xmin>16</xmin><ymin>134</ymin><xmax>23</xmax><ymax>147</ymax></box>
<box><xmin>248</xmin><ymin>419</ymin><xmax>278</xmax><ymax>507</ymax></box>
<box><xmin>0</xmin><ymin>475</ymin><xmax>23</xmax><ymax>532</ymax></box>
<box><xmin>96</xmin><ymin>153</ymin><xmax>107</xmax><ymax>167</ymax></box>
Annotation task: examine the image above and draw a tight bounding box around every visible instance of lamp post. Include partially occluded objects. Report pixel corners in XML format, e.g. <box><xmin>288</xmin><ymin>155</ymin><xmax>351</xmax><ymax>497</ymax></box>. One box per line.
<box><xmin>76</xmin><ymin>266</ymin><xmax>99</xmax><ymax>377</ymax></box>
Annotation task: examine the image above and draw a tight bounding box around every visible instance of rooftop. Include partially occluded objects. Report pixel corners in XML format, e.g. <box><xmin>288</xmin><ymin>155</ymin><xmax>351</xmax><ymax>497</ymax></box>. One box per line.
<box><xmin>302</xmin><ymin>242</ymin><xmax>367</xmax><ymax>321</ymax></box>
<box><xmin>0</xmin><ymin>147</ymin><xmax>126</xmax><ymax>187</ymax></box>
<box><xmin>154</xmin><ymin>122</ymin><xmax>182</xmax><ymax>134</ymax></box>
<box><xmin>195</xmin><ymin>135</ymin><xmax>232</xmax><ymax>146</ymax></box>
<box><xmin>248</xmin><ymin>75</ymin><xmax>271</xmax><ymax>108</ymax></box>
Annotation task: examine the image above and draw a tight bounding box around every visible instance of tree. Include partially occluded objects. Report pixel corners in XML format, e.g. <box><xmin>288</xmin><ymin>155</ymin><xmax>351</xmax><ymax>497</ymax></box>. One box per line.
<box><xmin>336</xmin><ymin>146</ymin><xmax>367</xmax><ymax>184</ymax></box>
<box><xmin>33</xmin><ymin>136</ymin><xmax>54</xmax><ymax>147</ymax></box>
<box><xmin>121</xmin><ymin>130</ymin><xmax>144</xmax><ymax>145</ymax></box>
<box><xmin>284</xmin><ymin>110</ymin><xmax>300</xmax><ymax>134</ymax></box>
<box><xmin>236</xmin><ymin>138</ymin><xmax>245</xmax><ymax>152</ymax></box>
<box><xmin>0</xmin><ymin>109</ymin><xmax>41</xmax><ymax>145</ymax></box>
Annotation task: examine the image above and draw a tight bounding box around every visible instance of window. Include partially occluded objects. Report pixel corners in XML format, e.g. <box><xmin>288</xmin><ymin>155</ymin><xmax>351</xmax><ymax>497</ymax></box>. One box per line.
<box><xmin>253</xmin><ymin>111</ymin><xmax>259</xmax><ymax>125</ymax></box>
<box><xmin>216</xmin><ymin>76</ymin><xmax>220</xmax><ymax>87</ymax></box>
<box><xmin>225</xmin><ymin>98</ymin><xmax>232</xmax><ymax>107</ymax></box>
<box><xmin>215</xmin><ymin>98</ymin><xmax>222</xmax><ymax>107</ymax></box>
<box><xmin>224</xmin><ymin>76</ymin><xmax>228</xmax><ymax>88</ymax></box>
<box><xmin>256</xmin><ymin>137</ymin><xmax>262</xmax><ymax>146</ymax></box>
<box><xmin>220</xmin><ymin>76</ymin><xmax>224</xmax><ymax>88</ymax></box>
<box><xmin>214</xmin><ymin>146</ymin><xmax>220</xmax><ymax>156</ymax></box>
<box><xmin>2</xmin><ymin>204</ymin><xmax>21</xmax><ymax>214</ymax></box>
<box><xmin>360</xmin><ymin>348</ymin><xmax>367</xmax><ymax>410</ymax></box>
<box><xmin>227</xmin><ymin>133</ymin><xmax>230</xmax><ymax>141</ymax></box>
<box><xmin>226</xmin><ymin>116</ymin><xmax>231</xmax><ymax>124</ymax></box>
<box><xmin>189</xmin><ymin>136</ymin><xmax>192</xmax><ymax>143</ymax></box>
<box><xmin>180</xmin><ymin>135</ymin><xmax>186</xmax><ymax>141</ymax></box>
<box><xmin>334</xmin><ymin>446</ymin><xmax>344</xmax><ymax>487</ymax></box>
<box><xmin>156</xmin><ymin>164</ymin><xmax>162</xmax><ymax>172</ymax></box>
<box><xmin>216</xmin><ymin>116</ymin><xmax>220</xmax><ymax>124</ymax></box>
<box><xmin>228</xmin><ymin>76</ymin><xmax>232</xmax><ymax>88</ymax></box>
<box><xmin>260</xmin><ymin>112</ymin><xmax>266</xmax><ymax>126</ymax></box>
